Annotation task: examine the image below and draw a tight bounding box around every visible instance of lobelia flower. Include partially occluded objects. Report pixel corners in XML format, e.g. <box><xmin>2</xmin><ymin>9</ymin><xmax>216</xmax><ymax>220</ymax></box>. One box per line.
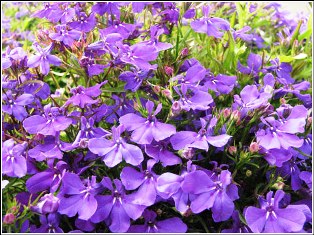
<box><xmin>245</xmin><ymin>190</ymin><xmax>307</xmax><ymax>233</ymax></box>
<box><xmin>171</xmin><ymin>63</ymin><xmax>206</xmax><ymax>87</ymax></box>
<box><xmin>2</xmin><ymin>139</ymin><xmax>27</xmax><ymax>178</ymax></box>
<box><xmin>160</xmin><ymin>4</ymin><xmax>180</xmax><ymax>24</ymax></box>
<box><xmin>190</xmin><ymin>6</ymin><xmax>230</xmax><ymax>38</ymax></box>
<box><xmin>265</xmin><ymin>58</ymin><xmax>294</xmax><ymax>84</ymax></box>
<box><xmin>181</xmin><ymin>169</ymin><xmax>239</xmax><ymax>222</ymax></box>
<box><xmin>233</xmin><ymin>84</ymin><xmax>271</xmax><ymax>113</ymax></box>
<box><xmin>30</xmin><ymin>213</ymin><xmax>63</xmax><ymax>233</ymax></box>
<box><xmin>90</xmin><ymin>178</ymin><xmax>146</xmax><ymax>233</ymax></box>
<box><xmin>261</xmin><ymin>148</ymin><xmax>293</xmax><ymax>167</ymax></box>
<box><xmin>58</xmin><ymin>173</ymin><xmax>101</xmax><ymax>220</ymax></box>
<box><xmin>23</xmin><ymin>104</ymin><xmax>72</xmax><ymax>136</ymax></box>
<box><xmin>256</xmin><ymin>105</ymin><xmax>308</xmax><ymax>150</ymax></box>
<box><xmin>32</xmin><ymin>193</ymin><xmax>60</xmax><ymax>214</ymax></box>
<box><xmin>137</xmin><ymin>25</ymin><xmax>173</xmax><ymax>52</ymax></box>
<box><xmin>64</xmin><ymin>81</ymin><xmax>107</xmax><ymax>108</ymax></box>
<box><xmin>27</xmin><ymin>43</ymin><xmax>62</xmax><ymax>75</ymax></box>
<box><xmin>203</xmin><ymin>73</ymin><xmax>237</xmax><ymax>95</ymax></box>
<box><xmin>2</xmin><ymin>91</ymin><xmax>34</xmax><ymax>121</ymax></box>
<box><xmin>237</xmin><ymin>53</ymin><xmax>263</xmax><ymax>76</ymax></box>
<box><xmin>119</xmin><ymin>68</ymin><xmax>153</xmax><ymax>92</ymax></box>
<box><xmin>145</xmin><ymin>140</ymin><xmax>182</xmax><ymax>167</ymax></box>
<box><xmin>173</xmin><ymin>84</ymin><xmax>213</xmax><ymax>111</ymax></box>
<box><xmin>100</xmin><ymin>20</ymin><xmax>136</xmax><ymax>40</ymax></box>
<box><xmin>31</xmin><ymin>3</ymin><xmax>60</xmax><ymax>20</ymax></box>
<box><xmin>79</xmin><ymin>56</ymin><xmax>108</xmax><ymax>77</ymax></box>
<box><xmin>120</xmin><ymin>160</ymin><xmax>158</xmax><ymax>206</ymax></box>
<box><xmin>88</xmin><ymin>125</ymin><xmax>144</xmax><ymax>167</ymax></box>
<box><xmin>26</xmin><ymin>161</ymin><xmax>67</xmax><ymax>193</ymax></box>
<box><xmin>72</xmin><ymin>116</ymin><xmax>110</xmax><ymax>148</ymax></box>
<box><xmin>299</xmin><ymin>171</ymin><xmax>312</xmax><ymax>190</ymax></box>
<box><xmin>128</xmin><ymin>209</ymin><xmax>187</xmax><ymax>233</ymax></box>
<box><xmin>105</xmin><ymin>94</ymin><xmax>134</xmax><ymax>124</ymax></box>
<box><xmin>69</xmin><ymin>12</ymin><xmax>96</xmax><ymax>32</ymax></box>
<box><xmin>91</xmin><ymin>2</ymin><xmax>122</xmax><ymax>17</ymax></box>
<box><xmin>119</xmin><ymin>100</ymin><xmax>176</xmax><ymax>145</ymax></box>
<box><xmin>48</xmin><ymin>5</ymin><xmax>76</xmax><ymax>24</ymax></box>
<box><xmin>118</xmin><ymin>42</ymin><xmax>158</xmax><ymax>70</ymax></box>
<box><xmin>49</xmin><ymin>24</ymin><xmax>81</xmax><ymax>47</ymax></box>
<box><xmin>233</xmin><ymin>26</ymin><xmax>253</xmax><ymax>41</ymax></box>
<box><xmin>170</xmin><ymin>117</ymin><xmax>231</xmax><ymax>151</ymax></box>
<box><xmin>183</xmin><ymin>8</ymin><xmax>196</xmax><ymax>19</ymax></box>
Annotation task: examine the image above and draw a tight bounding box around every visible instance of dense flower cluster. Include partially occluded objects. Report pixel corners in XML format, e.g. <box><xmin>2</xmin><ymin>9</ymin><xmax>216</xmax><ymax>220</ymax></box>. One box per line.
<box><xmin>2</xmin><ymin>2</ymin><xmax>312</xmax><ymax>233</ymax></box>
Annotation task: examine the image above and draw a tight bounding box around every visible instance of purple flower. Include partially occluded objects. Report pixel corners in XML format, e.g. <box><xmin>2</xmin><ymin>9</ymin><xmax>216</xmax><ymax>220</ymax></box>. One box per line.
<box><xmin>48</xmin><ymin>6</ymin><xmax>75</xmax><ymax>24</ymax></box>
<box><xmin>299</xmin><ymin>171</ymin><xmax>312</xmax><ymax>190</ymax></box>
<box><xmin>204</xmin><ymin>73</ymin><xmax>237</xmax><ymax>95</ymax></box>
<box><xmin>170</xmin><ymin>117</ymin><xmax>231</xmax><ymax>151</ymax></box>
<box><xmin>92</xmin><ymin>2</ymin><xmax>121</xmax><ymax>17</ymax></box>
<box><xmin>171</xmin><ymin>63</ymin><xmax>206</xmax><ymax>87</ymax></box>
<box><xmin>27</xmin><ymin>43</ymin><xmax>62</xmax><ymax>75</ymax></box>
<box><xmin>119</xmin><ymin>100</ymin><xmax>176</xmax><ymax>145</ymax></box>
<box><xmin>26</xmin><ymin>161</ymin><xmax>67</xmax><ymax>193</ymax></box>
<box><xmin>79</xmin><ymin>56</ymin><xmax>107</xmax><ymax>77</ymax></box>
<box><xmin>2</xmin><ymin>91</ymin><xmax>34</xmax><ymax>121</ymax></box>
<box><xmin>88</xmin><ymin>125</ymin><xmax>144</xmax><ymax>167</ymax></box>
<box><xmin>32</xmin><ymin>193</ymin><xmax>60</xmax><ymax>214</ymax></box>
<box><xmin>58</xmin><ymin>173</ymin><xmax>101</xmax><ymax>220</ymax></box>
<box><xmin>222</xmin><ymin>210</ymin><xmax>251</xmax><ymax>233</ymax></box>
<box><xmin>256</xmin><ymin>105</ymin><xmax>308</xmax><ymax>150</ymax></box>
<box><xmin>233</xmin><ymin>26</ymin><xmax>253</xmax><ymax>41</ymax></box>
<box><xmin>173</xmin><ymin>84</ymin><xmax>213</xmax><ymax>111</ymax></box>
<box><xmin>245</xmin><ymin>190</ymin><xmax>307</xmax><ymax>233</ymax></box>
<box><xmin>237</xmin><ymin>53</ymin><xmax>262</xmax><ymax>76</ymax></box>
<box><xmin>100</xmin><ymin>20</ymin><xmax>136</xmax><ymax>40</ymax></box>
<box><xmin>69</xmin><ymin>12</ymin><xmax>96</xmax><ymax>32</ymax></box>
<box><xmin>90</xmin><ymin>178</ymin><xmax>146</xmax><ymax>233</ymax></box>
<box><xmin>266</xmin><ymin>58</ymin><xmax>294</xmax><ymax>84</ymax></box>
<box><xmin>2</xmin><ymin>139</ymin><xmax>27</xmax><ymax>178</ymax></box>
<box><xmin>65</xmin><ymin>82</ymin><xmax>107</xmax><ymax>108</ymax></box>
<box><xmin>118</xmin><ymin>43</ymin><xmax>158</xmax><ymax>70</ymax></box>
<box><xmin>120</xmin><ymin>160</ymin><xmax>158</xmax><ymax>206</ymax></box>
<box><xmin>23</xmin><ymin>104</ymin><xmax>72</xmax><ymax>136</ymax></box>
<box><xmin>145</xmin><ymin>140</ymin><xmax>182</xmax><ymax>167</ymax></box>
<box><xmin>30</xmin><ymin>213</ymin><xmax>63</xmax><ymax>233</ymax></box>
<box><xmin>191</xmin><ymin>6</ymin><xmax>230</xmax><ymax>38</ymax></box>
<box><xmin>128</xmin><ymin>209</ymin><xmax>187</xmax><ymax>233</ymax></box>
<box><xmin>262</xmin><ymin>148</ymin><xmax>293</xmax><ymax>167</ymax></box>
<box><xmin>119</xmin><ymin>68</ymin><xmax>153</xmax><ymax>92</ymax></box>
<box><xmin>49</xmin><ymin>24</ymin><xmax>81</xmax><ymax>46</ymax></box>
<box><xmin>233</xmin><ymin>84</ymin><xmax>271</xmax><ymax>113</ymax></box>
<box><xmin>182</xmin><ymin>169</ymin><xmax>238</xmax><ymax>222</ymax></box>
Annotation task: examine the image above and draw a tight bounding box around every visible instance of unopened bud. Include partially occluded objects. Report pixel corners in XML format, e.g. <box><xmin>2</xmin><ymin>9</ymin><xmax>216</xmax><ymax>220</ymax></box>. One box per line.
<box><xmin>156</xmin><ymin>209</ymin><xmax>162</xmax><ymax>216</ymax></box>
<box><xmin>79</xmin><ymin>138</ymin><xmax>89</xmax><ymax>149</ymax></box>
<box><xmin>3</xmin><ymin>213</ymin><xmax>15</xmax><ymax>224</ymax></box>
<box><xmin>246</xmin><ymin>170</ymin><xmax>252</xmax><ymax>177</ymax></box>
<box><xmin>171</xmin><ymin>101</ymin><xmax>182</xmax><ymax>116</ymax></box>
<box><xmin>34</xmin><ymin>193</ymin><xmax>60</xmax><ymax>214</ymax></box>
<box><xmin>249</xmin><ymin>142</ymin><xmax>259</xmax><ymax>153</ymax></box>
<box><xmin>280</xmin><ymin>98</ymin><xmax>286</xmax><ymax>104</ymax></box>
<box><xmin>181</xmin><ymin>47</ymin><xmax>189</xmax><ymax>57</ymax></box>
<box><xmin>228</xmin><ymin>146</ymin><xmax>237</xmax><ymax>155</ymax></box>
<box><xmin>231</xmin><ymin>110</ymin><xmax>241</xmax><ymax>121</ymax></box>
<box><xmin>162</xmin><ymin>89</ymin><xmax>172</xmax><ymax>98</ymax></box>
<box><xmin>272</xmin><ymin>181</ymin><xmax>285</xmax><ymax>190</ymax></box>
<box><xmin>182</xmin><ymin>208</ymin><xmax>193</xmax><ymax>217</ymax></box>
<box><xmin>306</xmin><ymin>117</ymin><xmax>312</xmax><ymax>127</ymax></box>
<box><xmin>164</xmin><ymin>66</ymin><xmax>174</xmax><ymax>76</ymax></box>
<box><xmin>222</xmin><ymin>108</ymin><xmax>231</xmax><ymax>118</ymax></box>
<box><xmin>182</xmin><ymin>147</ymin><xmax>195</xmax><ymax>159</ymax></box>
<box><xmin>153</xmin><ymin>85</ymin><xmax>161</xmax><ymax>94</ymax></box>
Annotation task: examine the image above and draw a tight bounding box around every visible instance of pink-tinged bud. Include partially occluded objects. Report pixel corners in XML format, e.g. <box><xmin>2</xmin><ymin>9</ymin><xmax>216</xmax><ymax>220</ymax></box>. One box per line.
<box><xmin>307</xmin><ymin>117</ymin><xmax>312</xmax><ymax>127</ymax></box>
<box><xmin>181</xmin><ymin>47</ymin><xmax>189</xmax><ymax>57</ymax></box>
<box><xmin>34</xmin><ymin>193</ymin><xmax>60</xmax><ymax>214</ymax></box>
<box><xmin>171</xmin><ymin>101</ymin><xmax>182</xmax><ymax>116</ymax></box>
<box><xmin>222</xmin><ymin>108</ymin><xmax>231</xmax><ymax>118</ymax></box>
<box><xmin>182</xmin><ymin>147</ymin><xmax>195</xmax><ymax>159</ymax></box>
<box><xmin>273</xmin><ymin>181</ymin><xmax>285</xmax><ymax>190</ymax></box>
<box><xmin>162</xmin><ymin>89</ymin><xmax>172</xmax><ymax>98</ymax></box>
<box><xmin>182</xmin><ymin>208</ymin><xmax>193</xmax><ymax>217</ymax></box>
<box><xmin>156</xmin><ymin>209</ymin><xmax>162</xmax><ymax>216</ymax></box>
<box><xmin>34</xmin><ymin>133</ymin><xmax>45</xmax><ymax>141</ymax></box>
<box><xmin>231</xmin><ymin>110</ymin><xmax>241</xmax><ymax>121</ymax></box>
<box><xmin>249</xmin><ymin>142</ymin><xmax>259</xmax><ymax>153</ymax></box>
<box><xmin>228</xmin><ymin>146</ymin><xmax>237</xmax><ymax>155</ymax></box>
<box><xmin>280</xmin><ymin>98</ymin><xmax>286</xmax><ymax>104</ymax></box>
<box><xmin>3</xmin><ymin>213</ymin><xmax>15</xmax><ymax>224</ymax></box>
<box><xmin>164</xmin><ymin>66</ymin><xmax>174</xmax><ymax>76</ymax></box>
<box><xmin>153</xmin><ymin>85</ymin><xmax>161</xmax><ymax>94</ymax></box>
<box><xmin>79</xmin><ymin>138</ymin><xmax>89</xmax><ymax>149</ymax></box>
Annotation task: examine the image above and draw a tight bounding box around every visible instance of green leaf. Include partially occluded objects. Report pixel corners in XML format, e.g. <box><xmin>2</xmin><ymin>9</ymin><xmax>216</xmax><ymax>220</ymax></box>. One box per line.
<box><xmin>278</xmin><ymin>53</ymin><xmax>308</xmax><ymax>62</ymax></box>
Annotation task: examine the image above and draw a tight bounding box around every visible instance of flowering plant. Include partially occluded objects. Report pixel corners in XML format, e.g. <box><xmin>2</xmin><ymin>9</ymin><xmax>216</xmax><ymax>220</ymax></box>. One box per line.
<box><xmin>2</xmin><ymin>2</ymin><xmax>312</xmax><ymax>233</ymax></box>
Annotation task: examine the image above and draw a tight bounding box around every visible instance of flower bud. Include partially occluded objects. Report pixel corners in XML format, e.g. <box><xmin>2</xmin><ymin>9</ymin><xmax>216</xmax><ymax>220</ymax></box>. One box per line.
<box><xmin>249</xmin><ymin>142</ymin><xmax>259</xmax><ymax>153</ymax></box>
<box><xmin>246</xmin><ymin>170</ymin><xmax>252</xmax><ymax>177</ymax></box>
<box><xmin>231</xmin><ymin>110</ymin><xmax>241</xmax><ymax>121</ymax></box>
<box><xmin>153</xmin><ymin>85</ymin><xmax>161</xmax><ymax>94</ymax></box>
<box><xmin>79</xmin><ymin>138</ymin><xmax>89</xmax><ymax>149</ymax></box>
<box><xmin>164</xmin><ymin>66</ymin><xmax>174</xmax><ymax>76</ymax></box>
<box><xmin>171</xmin><ymin>101</ymin><xmax>182</xmax><ymax>116</ymax></box>
<box><xmin>306</xmin><ymin>117</ymin><xmax>312</xmax><ymax>127</ymax></box>
<box><xmin>156</xmin><ymin>209</ymin><xmax>162</xmax><ymax>216</ymax></box>
<box><xmin>181</xmin><ymin>147</ymin><xmax>195</xmax><ymax>159</ymax></box>
<box><xmin>280</xmin><ymin>98</ymin><xmax>286</xmax><ymax>104</ymax></box>
<box><xmin>272</xmin><ymin>181</ymin><xmax>285</xmax><ymax>190</ymax></box>
<box><xmin>181</xmin><ymin>47</ymin><xmax>189</xmax><ymax>57</ymax></box>
<box><xmin>3</xmin><ymin>213</ymin><xmax>15</xmax><ymax>224</ymax></box>
<box><xmin>34</xmin><ymin>193</ymin><xmax>60</xmax><ymax>214</ymax></box>
<box><xmin>228</xmin><ymin>146</ymin><xmax>237</xmax><ymax>155</ymax></box>
<box><xmin>222</xmin><ymin>108</ymin><xmax>231</xmax><ymax>118</ymax></box>
<box><xmin>162</xmin><ymin>89</ymin><xmax>172</xmax><ymax>98</ymax></box>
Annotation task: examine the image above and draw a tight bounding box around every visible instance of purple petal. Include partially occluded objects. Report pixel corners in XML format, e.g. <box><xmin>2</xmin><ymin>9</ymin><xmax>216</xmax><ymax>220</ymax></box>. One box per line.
<box><xmin>121</xmin><ymin>143</ymin><xmax>144</xmax><ymax>166</ymax></box>
<box><xmin>77</xmin><ymin>194</ymin><xmax>97</xmax><ymax>220</ymax></box>
<box><xmin>23</xmin><ymin>115</ymin><xmax>47</xmax><ymax>134</ymax></box>
<box><xmin>245</xmin><ymin>207</ymin><xmax>267</xmax><ymax>233</ymax></box>
<box><xmin>120</xmin><ymin>167</ymin><xmax>145</xmax><ymax>190</ymax></box>
<box><xmin>182</xmin><ymin>170</ymin><xmax>214</xmax><ymax>194</ymax></box>
<box><xmin>170</xmin><ymin>131</ymin><xmax>197</xmax><ymax>150</ymax></box>
<box><xmin>212</xmin><ymin>191</ymin><xmax>234</xmax><ymax>222</ymax></box>
<box><xmin>206</xmin><ymin>134</ymin><xmax>231</xmax><ymax>147</ymax></box>
<box><xmin>157</xmin><ymin>217</ymin><xmax>188</xmax><ymax>233</ymax></box>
